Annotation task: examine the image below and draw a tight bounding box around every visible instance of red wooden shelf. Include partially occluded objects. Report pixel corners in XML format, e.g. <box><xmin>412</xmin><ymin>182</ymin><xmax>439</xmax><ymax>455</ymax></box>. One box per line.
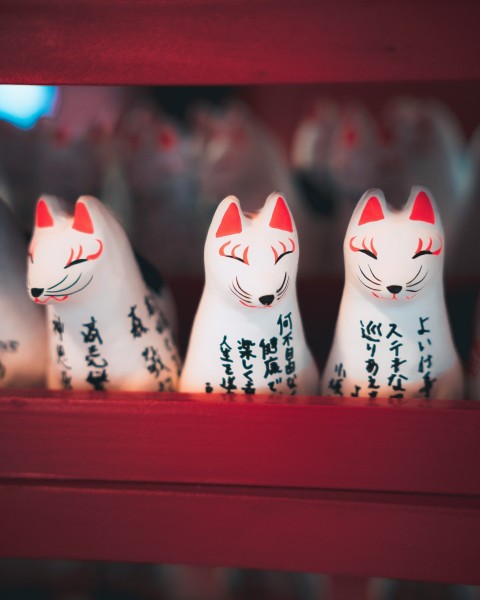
<box><xmin>1</xmin><ymin>391</ymin><xmax>480</xmax><ymax>495</ymax></box>
<box><xmin>1</xmin><ymin>0</ymin><xmax>480</xmax><ymax>85</ymax></box>
<box><xmin>1</xmin><ymin>391</ymin><xmax>479</xmax><ymax>584</ymax></box>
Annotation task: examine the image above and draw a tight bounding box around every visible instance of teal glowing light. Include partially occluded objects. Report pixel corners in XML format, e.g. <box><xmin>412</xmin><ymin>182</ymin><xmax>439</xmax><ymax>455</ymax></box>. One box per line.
<box><xmin>0</xmin><ymin>85</ymin><xmax>58</xmax><ymax>129</ymax></box>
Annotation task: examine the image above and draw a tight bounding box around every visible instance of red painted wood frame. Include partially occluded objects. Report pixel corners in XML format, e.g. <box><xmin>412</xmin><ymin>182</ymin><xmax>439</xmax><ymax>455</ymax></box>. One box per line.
<box><xmin>0</xmin><ymin>0</ymin><xmax>480</xmax><ymax>85</ymax></box>
<box><xmin>1</xmin><ymin>0</ymin><xmax>480</xmax><ymax>591</ymax></box>
<box><xmin>1</xmin><ymin>391</ymin><xmax>479</xmax><ymax>586</ymax></box>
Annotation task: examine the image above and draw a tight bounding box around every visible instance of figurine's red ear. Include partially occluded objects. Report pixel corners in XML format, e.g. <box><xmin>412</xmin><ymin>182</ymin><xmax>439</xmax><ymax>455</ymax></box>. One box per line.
<box><xmin>216</xmin><ymin>202</ymin><xmax>243</xmax><ymax>237</ymax></box>
<box><xmin>409</xmin><ymin>189</ymin><xmax>435</xmax><ymax>224</ymax></box>
<box><xmin>269</xmin><ymin>196</ymin><xmax>293</xmax><ymax>232</ymax></box>
<box><xmin>72</xmin><ymin>201</ymin><xmax>94</xmax><ymax>234</ymax></box>
<box><xmin>358</xmin><ymin>195</ymin><xmax>385</xmax><ymax>226</ymax></box>
<box><xmin>36</xmin><ymin>198</ymin><xmax>54</xmax><ymax>228</ymax></box>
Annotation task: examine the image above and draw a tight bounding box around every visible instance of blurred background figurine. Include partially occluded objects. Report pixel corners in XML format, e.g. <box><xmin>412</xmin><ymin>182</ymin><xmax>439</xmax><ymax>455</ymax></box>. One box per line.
<box><xmin>0</xmin><ymin>197</ymin><xmax>46</xmax><ymax>387</ymax></box>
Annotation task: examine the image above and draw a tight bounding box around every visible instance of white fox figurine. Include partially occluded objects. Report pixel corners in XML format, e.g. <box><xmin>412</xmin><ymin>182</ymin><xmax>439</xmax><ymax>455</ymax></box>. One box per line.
<box><xmin>322</xmin><ymin>187</ymin><xmax>463</xmax><ymax>400</ymax></box>
<box><xmin>27</xmin><ymin>195</ymin><xmax>180</xmax><ymax>391</ymax></box>
<box><xmin>180</xmin><ymin>193</ymin><xmax>319</xmax><ymax>396</ymax></box>
<box><xmin>0</xmin><ymin>197</ymin><xmax>46</xmax><ymax>386</ymax></box>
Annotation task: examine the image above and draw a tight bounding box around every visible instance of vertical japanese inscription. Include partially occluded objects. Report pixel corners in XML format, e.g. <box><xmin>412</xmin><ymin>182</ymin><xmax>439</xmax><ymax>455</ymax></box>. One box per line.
<box><xmin>238</xmin><ymin>338</ymin><xmax>256</xmax><ymax>394</ymax></box>
<box><xmin>81</xmin><ymin>316</ymin><xmax>109</xmax><ymax>390</ymax></box>
<box><xmin>219</xmin><ymin>335</ymin><xmax>236</xmax><ymax>393</ymax></box>
<box><xmin>278</xmin><ymin>312</ymin><xmax>297</xmax><ymax>394</ymax></box>
<box><xmin>143</xmin><ymin>294</ymin><xmax>179</xmax><ymax>390</ymax></box>
<box><xmin>52</xmin><ymin>315</ymin><xmax>72</xmax><ymax>390</ymax></box>
<box><xmin>360</xmin><ymin>319</ymin><xmax>383</xmax><ymax>398</ymax></box>
<box><xmin>386</xmin><ymin>323</ymin><xmax>408</xmax><ymax>399</ymax></box>
<box><xmin>417</xmin><ymin>316</ymin><xmax>435</xmax><ymax>397</ymax></box>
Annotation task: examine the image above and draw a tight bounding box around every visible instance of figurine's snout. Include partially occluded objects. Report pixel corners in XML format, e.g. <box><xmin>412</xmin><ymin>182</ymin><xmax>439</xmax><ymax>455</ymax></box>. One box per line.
<box><xmin>259</xmin><ymin>294</ymin><xmax>274</xmax><ymax>306</ymax></box>
<box><xmin>30</xmin><ymin>287</ymin><xmax>44</xmax><ymax>298</ymax></box>
<box><xmin>387</xmin><ymin>285</ymin><xmax>402</xmax><ymax>294</ymax></box>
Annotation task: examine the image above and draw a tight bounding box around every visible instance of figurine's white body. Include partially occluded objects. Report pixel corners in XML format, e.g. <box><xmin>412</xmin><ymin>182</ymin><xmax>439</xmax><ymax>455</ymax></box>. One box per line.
<box><xmin>322</xmin><ymin>187</ymin><xmax>463</xmax><ymax>400</ymax></box>
<box><xmin>180</xmin><ymin>193</ymin><xmax>319</xmax><ymax>396</ymax></box>
<box><xmin>27</xmin><ymin>196</ymin><xmax>180</xmax><ymax>391</ymax></box>
<box><xmin>0</xmin><ymin>198</ymin><xmax>46</xmax><ymax>387</ymax></box>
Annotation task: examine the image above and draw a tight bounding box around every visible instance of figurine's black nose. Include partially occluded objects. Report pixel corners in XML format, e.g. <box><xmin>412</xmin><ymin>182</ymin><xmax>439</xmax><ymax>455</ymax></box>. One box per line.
<box><xmin>30</xmin><ymin>288</ymin><xmax>44</xmax><ymax>298</ymax></box>
<box><xmin>387</xmin><ymin>285</ymin><xmax>402</xmax><ymax>295</ymax></box>
<box><xmin>259</xmin><ymin>294</ymin><xmax>274</xmax><ymax>306</ymax></box>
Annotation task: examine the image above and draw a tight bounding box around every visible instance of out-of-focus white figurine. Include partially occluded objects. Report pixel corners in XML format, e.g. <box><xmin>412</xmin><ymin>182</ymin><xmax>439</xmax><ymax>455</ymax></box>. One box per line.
<box><xmin>290</xmin><ymin>99</ymin><xmax>340</xmax><ymax>275</ymax></box>
<box><xmin>0</xmin><ymin>121</ymin><xmax>38</xmax><ymax>230</ymax></box>
<box><xmin>381</xmin><ymin>98</ymin><xmax>467</xmax><ymax>246</ymax></box>
<box><xmin>291</xmin><ymin>102</ymin><xmax>383</xmax><ymax>276</ymax></box>
<box><xmin>180</xmin><ymin>192</ymin><xmax>319</xmax><ymax>396</ymax></box>
<box><xmin>191</xmin><ymin>101</ymin><xmax>319</xmax><ymax>275</ymax></box>
<box><xmin>27</xmin><ymin>195</ymin><xmax>180</xmax><ymax>391</ymax></box>
<box><xmin>0</xmin><ymin>197</ymin><xmax>46</xmax><ymax>386</ymax></box>
<box><xmin>104</xmin><ymin>105</ymin><xmax>201</xmax><ymax>275</ymax></box>
<box><xmin>448</xmin><ymin>123</ymin><xmax>480</xmax><ymax>280</ymax></box>
<box><xmin>327</xmin><ymin>103</ymin><xmax>382</xmax><ymax>203</ymax></box>
<box><xmin>34</xmin><ymin>119</ymin><xmax>103</xmax><ymax>205</ymax></box>
<box><xmin>322</xmin><ymin>187</ymin><xmax>463</xmax><ymax>400</ymax></box>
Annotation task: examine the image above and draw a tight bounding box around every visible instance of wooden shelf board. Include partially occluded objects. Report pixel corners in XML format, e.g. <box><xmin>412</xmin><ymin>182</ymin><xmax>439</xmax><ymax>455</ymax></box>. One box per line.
<box><xmin>1</xmin><ymin>479</ymin><xmax>479</xmax><ymax>584</ymax></box>
<box><xmin>1</xmin><ymin>391</ymin><xmax>479</xmax><ymax>495</ymax></box>
<box><xmin>1</xmin><ymin>1</ymin><xmax>480</xmax><ymax>85</ymax></box>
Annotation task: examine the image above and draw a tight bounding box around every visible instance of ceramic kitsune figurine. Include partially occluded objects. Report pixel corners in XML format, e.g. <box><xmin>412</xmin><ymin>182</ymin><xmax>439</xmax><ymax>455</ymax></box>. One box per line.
<box><xmin>0</xmin><ymin>197</ymin><xmax>46</xmax><ymax>386</ymax></box>
<box><xmin>322</xmin><ymin>187</ymin><xmax>463</xmax><ymax>400</ymax></box>
<box><xmin>180</xmin><ymin>193</ymin><xmax>319</xmax><ymax>396</ymax></box>
<box><xmin>27</xmin><ymin>195</ymin><xmax>180</xmax><ymax>391</ymax></box>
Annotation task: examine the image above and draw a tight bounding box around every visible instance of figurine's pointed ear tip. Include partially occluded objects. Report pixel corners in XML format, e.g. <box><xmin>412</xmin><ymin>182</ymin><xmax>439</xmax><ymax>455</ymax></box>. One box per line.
<box><xmin>408</xmin><ymin>187</ymin><xmax>437</xmax><ymax>224</ymax></box>
<box><xmin>268</xmin><ymin>193</ymin><xmax>294</xmax><ymax>232</ymax></box>
<box><xmin>266</xmin><ymin>191</ymin><xmax>288</xmax><ymax>205</ymax></box>
<box><xmin>72</xmin><ymin>198</ymin><xmax>95</xmax><ymax>234</ymax></box>
<box><xmin>35</xmin><ymin>196</ymin><xmax>55</xmax><ymax>228</ymax></box>
<box><xmin>362</xmin><ymin>188</ymin><xmax>385</xmax><ymax>202</ymax></box>
<box><xmin>215</xmin><ymin>198</ymin><xmax>243</xmax><ymax>238</ymax></box>
<box><xmin>356</xmin><ymin>190</ymin><xmax>386</xmax><ymax>226</ymax></box>
<box><xmin>217</xmin><ymin>195</ymin><xmax>241</xmax><ymax>211</ymax></box>
<box><xmin>222</xmin><ymin>194</ymin><xmax>240</xmax><ymax>203</ymax></box>
<box><xmin>76</xmin><ymin>195</ymin><xmax>98</xmax><ymax>207</ymax></box>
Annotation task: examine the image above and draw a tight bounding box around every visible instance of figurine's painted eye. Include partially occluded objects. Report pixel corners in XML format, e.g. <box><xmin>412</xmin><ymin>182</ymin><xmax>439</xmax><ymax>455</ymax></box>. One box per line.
<box><xmin>412</xmin><ymin>237</ymin><xmax>442</xmax><ymax>259</ymax></box>
<box><xmin>349</xmin><ymin>236</ymin><xmax>378</xmax><ymax>260</ymax></box>
<box><xmin>64</xmin><ymin>240</ymin><xmax>104</xmax><ymax>268</ymax></box>
<box><xmin>413</xmin><ymin>250</ymin><xmax>432</xmax><ymax>259</ymax></box>
<box><xmin>65</xmin><ymin>258</ymin><xmax>88</xmax><ymax>269</ymax></box>
<box><xmin>358</xmin><ymin>248</ymin><xmax>377</xmax><ymax>260</ymax></box>
<box><xmin>272</xmin><ymin>238</ymin><xmax>295</xmax><ymax>264</ymax></box>
<box><xmin>219</xmin><ymin>241</ymin><xmax>250</xmax><ymax>265</ymax></box>
<box><xmin>65</xmin><ymin>246</ymin><xmax>84</xmax><ymax>269</ymax></box>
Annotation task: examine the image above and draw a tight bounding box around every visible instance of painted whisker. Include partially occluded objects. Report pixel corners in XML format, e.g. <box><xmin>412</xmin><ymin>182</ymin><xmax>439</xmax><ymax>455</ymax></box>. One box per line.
<box><xmin>368</xmin><ymin>264</ymin><xmax>382</xmax><ymax>282</ymax></box>
<box><xmin>48</xmin><ymin>273</ymin><xmax>82</xmax><ymax>294</ymax></box>
<box><xmin>359</xmin><ymin>266</ymin><xmax>379</xmax><ymax>286</ymax></box>
<box><xmin>45</xmin><ymin>276</ymin><xmax>93</xmax><ymax>297</ymax></box>
<box><xmin>406</xmin><ymin>265</ymin><xmax>422</xmax><ymax>286</ymax></box>
<box><xmin>47</xmin><ymin>274</ymin><xmax>68</xmax><ymax>291</ymax></box>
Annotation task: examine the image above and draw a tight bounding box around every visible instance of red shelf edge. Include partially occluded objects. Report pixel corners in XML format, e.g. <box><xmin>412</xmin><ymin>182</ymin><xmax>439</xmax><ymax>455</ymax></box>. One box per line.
<box><xmin>1</xmin><ymin>479</ymin><xmax>479</xmax><ymax>584</ymax></box>
<box><xmin>1</xmin><ymin>390</ymin><xmax>479</xmax><ymax>496</ymax></box>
